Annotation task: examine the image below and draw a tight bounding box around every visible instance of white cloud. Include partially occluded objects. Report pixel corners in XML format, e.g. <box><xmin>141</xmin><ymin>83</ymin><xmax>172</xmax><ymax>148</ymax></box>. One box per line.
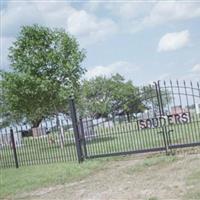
<box><xmin>155</xmin><ymin>64</ymin><xmax>200</xmax><ymax>83</ymax></box>
<box><xmin>158</xmin><ymin>30</ymin><xmax>190</xmax><ymax>52</ymax></box>
<box><xmin>158</xmin><ymin>73</ymin><xmax>172</xmax><ymax>80</ymax></box>
<box><xmin>89</xmin><ymin>2</ymin><xmax>200</xmax><ymax>32</ymax></box>
<box><xmin>1</xmin><ymin>1</ymin><xmax>118</xmax><ymax>46</ymax></box>
<box><xmin>2</xmin><ymin>1</ymin><xmax>199</xmax><ymax>46</ymax></box>
<box><xmin>67</xmin><ymin>10</ymin><xmax>117</xmax><ymax>45</ymax></box>
<box><xmin>105</xmin><ymin>2</ymin><xmax>152</xmax><ymax>20</ymax></box>
<box><xmin>1</xmin><ymin>1</ymin><xmax>45</xmax><ymax>37</ymax></box>
<box><xmin>145</xmin><ymin>1</ymin><xmax>200</xmax><ymax>24</ymax></box>
<box><xmin>179</xmin><ymin>73</ymin><xmax>200</xmax><ymax>82</ymax></box>
<box><xmin>150</xmin><ymin>72</ymin><xmax>199</xmax><ymax>84</ymax></box>
<box><xmin>84</xmin><ymin>1</ymin><xmax>101</xmax><ymax>12</ymax></box>
<box><xmin>192</xmin><ymin>64</ymin><xmax>200</xmax><ymax>73</ymax></box>
<box><xmin>141</xmin><ymin>1</ymin><xmax>200</xmax><ymax>29</ymax></box>
<box><xmin>1</xmin><ymin>1</ymin><xmax>118</xmax><ymax>70</ymax></box>
<box><xmin>85</xmin><ymin>61</ymin><xmax>139</xmax><ymax>80</ymax></box>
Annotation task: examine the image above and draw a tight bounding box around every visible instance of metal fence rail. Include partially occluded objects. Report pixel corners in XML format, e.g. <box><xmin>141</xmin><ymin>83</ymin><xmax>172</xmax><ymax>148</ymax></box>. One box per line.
<box><xmin>0</xmin><ymin>80</ymin><xmax>200</xmax><ymax>168</ymax></box>
<box><xmin>0</xmin><ymin>118</ymin><xmax>77</xmax><ymax>168</ymax></box>
<box><xmin>78</xmin><ymin>80</ymin><xmax>200</xmax><ymax>159</ymax></box>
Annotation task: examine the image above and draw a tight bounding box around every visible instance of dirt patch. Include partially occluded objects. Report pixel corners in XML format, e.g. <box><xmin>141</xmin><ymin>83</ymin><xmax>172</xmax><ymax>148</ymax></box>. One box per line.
<box><xmin>14</xmin><ymin>153</ymin><xmax>200</xmax><ymax>200</ymax></box>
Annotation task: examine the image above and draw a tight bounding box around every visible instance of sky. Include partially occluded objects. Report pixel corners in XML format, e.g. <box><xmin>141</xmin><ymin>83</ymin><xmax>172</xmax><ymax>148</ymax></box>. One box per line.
<box><xmin>1</xmin><ymin>0</ymin><xmax>200</xmax><ymax>85</ymax></box>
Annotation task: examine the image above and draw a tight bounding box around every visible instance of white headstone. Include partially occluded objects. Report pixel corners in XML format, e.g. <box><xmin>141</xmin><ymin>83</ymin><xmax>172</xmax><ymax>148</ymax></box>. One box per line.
<box><xmin>13</xmin><ymin>131</ymin><xmax>22</xmax><ymax>147</ymax></box>
<box><xmin>81</xmin><ymin>118</ymin><xmax>95</xmax><ymax>139</ymax></box>
<box><xmin>0</xmin><ymin>131</ymin><xmax>22</xmax><ymax>147</ymax></box>
<box><xmin>32</xmin><ymin>127</ymin><xmax>46</xmax><ymax>137</ymax></box>
<box><xmin>0</xmin><ymin>133</ymin><xmax>10</xmax><ymax>147</ymax></box>
<box><xmin>195</xmin><ymin>103</ymin><xmax>200</xmax><ymax>114</ymax></box>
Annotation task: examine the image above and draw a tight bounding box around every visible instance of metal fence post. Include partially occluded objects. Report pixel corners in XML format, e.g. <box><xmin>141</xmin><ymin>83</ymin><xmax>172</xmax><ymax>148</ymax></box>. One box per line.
<box><xmin>69</xmin><ymin>98</ymin><xmax>84</xmax><ymax>163</ymax></box>
<box><xmin>10</xmin><ymin>128</ymin><xmax>19</xmax><ymax>168</ymax></box>
<box><xmin>158</xmin><ymin>81</ymin><xmax>172</xmax><ymax>152</ymax></box>
<box><xmin>79</xmin><ymin>117</ymin><xmax>88</xmax><ymax>158</ymax></box>
<box><xmin>154</xmin><ymin>81</ymin><xmax>169</xmax><ymax>155</ymax></box>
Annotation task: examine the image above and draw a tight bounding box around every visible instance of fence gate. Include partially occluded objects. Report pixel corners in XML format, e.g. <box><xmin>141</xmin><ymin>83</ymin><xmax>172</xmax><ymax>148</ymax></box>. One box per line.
<box><xmin>158</xmin><ymin>81</ymin><xmax>200</xmax><ymax>150</ymax></box>
<box><xmin>1</xmin><ymin>80</ymin><xmax>199</xmax><ymax>168</ymax></box>
<box><xmin>71</xmin><ymin>80</ymin><xmax>200</xmax><ymax>161</ymax></box>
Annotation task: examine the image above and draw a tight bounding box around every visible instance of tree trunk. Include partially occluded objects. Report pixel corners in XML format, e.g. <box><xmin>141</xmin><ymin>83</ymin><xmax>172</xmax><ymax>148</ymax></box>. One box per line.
<box><xmin>112</xmin><ymin>113</ymin><xmax>116</xmax><ymax>125</ymax></box>
<box><xmin>31</xmin><ymin>118</ymin><xmax>43</xmax><ymax>137</ymax></box>
<box><xmin>32</xmin><ymin>118</ymin><xmax>43</xmax><ymax>128</ymax></box>
<box><xmin>127</xmin><ymin>113</ymin><xmax>130</xmax><ymax>123</ymax></box>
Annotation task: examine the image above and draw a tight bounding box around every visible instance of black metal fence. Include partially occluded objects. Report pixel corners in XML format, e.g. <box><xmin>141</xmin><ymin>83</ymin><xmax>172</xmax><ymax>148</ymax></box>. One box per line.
<box><xmin>0</xmin><ymin>118</ymin><xmax>77</xmax><ymax>168</ymax></box>
<box><xmin>0</xmin><ymin>80</ymin><xmax>200</xmax><ymax>168</ymax></box>
<box><xmin>80</xmin><ymin>80</ymin><xmax>200</xmax><ymax>159</ymax></box>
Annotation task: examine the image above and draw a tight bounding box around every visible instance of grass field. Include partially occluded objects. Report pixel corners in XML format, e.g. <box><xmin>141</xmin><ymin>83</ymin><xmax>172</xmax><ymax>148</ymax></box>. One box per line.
<box><xmin>0</xmin><ymin>115</ymin><xmax>200</xmax><ymax>168</ymax></box>
<box><xmin>87</xmin><ymin>119</ymin><xmax>200</xmax><ymax>156</ymax></box>
<box><xmin>1</xmin><ymin>152</ymin><xmax>200</xmax><ymax>200</ymax></box>
<box><xmin>0</xmin><ymin>159</ymin><xmax>105</xmax><ymax>199</ymax></box>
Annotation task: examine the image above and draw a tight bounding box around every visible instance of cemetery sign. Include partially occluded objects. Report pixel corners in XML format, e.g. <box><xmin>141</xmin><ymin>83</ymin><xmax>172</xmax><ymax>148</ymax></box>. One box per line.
<box><xmin>137</xmin><ymin>112</ymin><xmax>191</xmax><ymax>129</ymax></box>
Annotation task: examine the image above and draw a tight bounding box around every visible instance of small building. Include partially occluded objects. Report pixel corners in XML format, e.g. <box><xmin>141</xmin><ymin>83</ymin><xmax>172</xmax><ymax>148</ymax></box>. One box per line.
<box><xmin>171</xmin><ymin>106</ymin><xmax>188</xmax><ymax>115</ymax></box>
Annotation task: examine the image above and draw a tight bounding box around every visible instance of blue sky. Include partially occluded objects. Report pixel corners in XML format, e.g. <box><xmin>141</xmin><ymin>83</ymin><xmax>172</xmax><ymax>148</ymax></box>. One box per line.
<box><xmin>1</xmin><ymin>0</ymin><xmax>200</xmax><ymax>85</ymax></box>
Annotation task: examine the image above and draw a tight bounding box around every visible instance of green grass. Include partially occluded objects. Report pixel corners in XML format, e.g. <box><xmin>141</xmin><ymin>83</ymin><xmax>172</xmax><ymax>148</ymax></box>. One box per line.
<box><xmin>0</xmin><ymin>130</ymin><xmax>78</xmax><ymax>167</ymax></box>
<box><xmin>0</xmin><ymin>159</ymin><xmax>105</xmax><ymax>199</ymax></box>
<box><xmin>1</xmin><ymin>152</ymin><xmax>200</xmax><ymax>199</ymax></box>
<box><xmin>1</xmin><ymin>117</ymin><xmax>200</xmax><ymax>168</ymax></box>
<box><xmin>0</xmin><ymin>154</ymin><xmax>177</xmax><ymax>199</ymax></box>
<box><xmin>126</xmin><ymin>154</ymin><xmax>178</xmax><ymax>174</ymax></box>
<box><xmin>148</xmin><ymin>197</ymin><xmax>159</xmax><ymax>200</ymax></box>
<box><xmin>184</xmin><ymin>169</ymin><xmax>200</xmax><ymax>199</ymax></box>
<box><xmin>85</xmin><ymin>120</ymin><xmax>200</xmax><ymax>156</ymax></box>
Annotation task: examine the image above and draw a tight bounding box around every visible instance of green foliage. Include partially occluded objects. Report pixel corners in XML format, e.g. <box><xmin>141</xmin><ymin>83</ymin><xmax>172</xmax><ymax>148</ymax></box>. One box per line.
<box><xmin>1</xmin><ymin>25</ymin><xmax>85</xmax><ymax>127</ymax></box>
<box><xmin>112</xmin><ymin>79</ymin><xmax>145</xmax><ymax>116</ymax></box>
<box><xmin>79</xmin><ymin>74</ymin><xmax>145</xmax><ymax>118</ymax></box>
<box><xmin>78</xmin><ymin>74</ymin><xmax>171</xmax><ymax>119</ymax></box>
<box><xmin>78</xmin><ymin>75</ymin><xmax>113</xmax><ymax>118</ymax></box>
<box><xmin>141</xmin><ymin>85</ymin><xmax>171</xmax><ymax>114</ymax></box>
<box><xmin>1</xmin><ymin>72</ymin><xmax>69</xmax><ymax>126</ymax></box>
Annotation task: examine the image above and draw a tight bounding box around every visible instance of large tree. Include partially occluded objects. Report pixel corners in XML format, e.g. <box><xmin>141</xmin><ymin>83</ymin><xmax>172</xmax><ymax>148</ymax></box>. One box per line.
<box><xmin>78</xmin><ymin>76</ymin><xmax>114</xmax><ymax>118</ymax></box>
<box><xmin>1</xmin><ymin>25</ymin><xmax>85</xmax><ymax>127</ymax></box>
<box><xmin>78</xmin><ymin>74</ymin><xmax>146</xmax><ymax>120</ymax></box>
<box><xmin>78</xmin><ymin>74</ymin><xmax>171</xmax><ymax>120</ymax></box>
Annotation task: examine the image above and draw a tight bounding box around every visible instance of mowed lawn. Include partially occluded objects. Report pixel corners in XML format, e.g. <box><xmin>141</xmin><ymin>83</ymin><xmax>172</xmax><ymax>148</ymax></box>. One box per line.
<box><xmin>0</xmin><ymin>159</ymin><xmax>105</xmax><ymax>199</ymax></box>
<box><xmin>1</xmin><ymin>117</ymin><xmax>200</xmax><ymax>168</ymax></box>
<box><xmin>1</xmin><ymin>151</ymin><xmax>200</xmax><ymax>200</ymax></box>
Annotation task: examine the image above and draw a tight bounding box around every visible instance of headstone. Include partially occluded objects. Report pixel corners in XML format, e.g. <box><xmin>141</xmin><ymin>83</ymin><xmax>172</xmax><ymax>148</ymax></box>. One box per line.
<box><xmin>56</xmin><ymin>116</ymin><xmax>64</xmax><ymax>148</ymax></box>
<box><xmin>80</xmin><ymin>118</ymin><xmax>95</xmax><ymax>139</ymax></box>
<box><xmin>0</xmin><ymin>133</ymin><xmax>10</xmax><ymax>147</ymax></box>
<box><xmin>0</xmin><ymin>131</ymin><xmax>22</xmax><ymax>148</ymax></box>
<box><xmin>13</xmin><ymin>131</ymin><xmax>22</xmax><ymax>147</ymax></box>
<box><xmin>103</xmin><ymin>120</ymin><xmax>114</xmax><ymax>128</ymax></box>
<box><xmin>195</xmin><ymin>103</ymin><xmax>200</xmax><ymax>114</ymax></box>
<box><xmin>32</xmin><ymin>127</ymin><xmax>46</xmax><ymax>137</ymax></box>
